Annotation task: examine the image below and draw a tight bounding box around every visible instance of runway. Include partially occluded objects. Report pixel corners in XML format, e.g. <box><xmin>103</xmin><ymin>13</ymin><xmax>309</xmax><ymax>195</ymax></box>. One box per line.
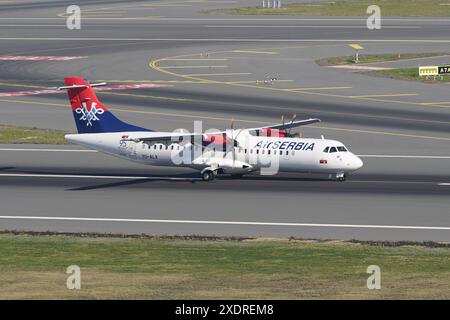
<box><xmin>0</xmin><ymin>0</ymin><xmax>449</xmax><ymax>241</ymax></box>
<box><xmin>0</xmin><ymin>145</ymin><xmax>449</xmax><ymax>241</ymax></box>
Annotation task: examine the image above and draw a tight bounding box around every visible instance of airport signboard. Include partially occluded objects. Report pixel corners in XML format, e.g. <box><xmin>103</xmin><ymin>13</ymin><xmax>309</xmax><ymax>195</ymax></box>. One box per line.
<box><xmin>438</xmin><ymin>65</ymin><xmax>450</xmax><ymax>75</ymax></box>
<box><xmin>419</xmin><ymin>66</ymin><xmax>438</xmax><ymax>76</ymax></box>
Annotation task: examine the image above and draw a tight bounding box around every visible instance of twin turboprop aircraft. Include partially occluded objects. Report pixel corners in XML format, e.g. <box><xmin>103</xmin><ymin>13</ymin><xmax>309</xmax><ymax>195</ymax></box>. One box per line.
<box><xmin>59</xmin><ymin>77</ymin><xmax>363</xmax><ymax>181</ymax></box>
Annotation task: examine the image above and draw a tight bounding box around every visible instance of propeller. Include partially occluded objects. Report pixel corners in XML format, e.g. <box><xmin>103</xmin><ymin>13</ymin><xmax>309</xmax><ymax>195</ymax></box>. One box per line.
<box><xmin>287</xmin><ymin>113</ymin><xmax>297</xmax><ymax>137</ymax></box>
<box><xmin>228</xmin><ymin>118</ymin><xmax>244</xmax><ymax>175</ymax></box>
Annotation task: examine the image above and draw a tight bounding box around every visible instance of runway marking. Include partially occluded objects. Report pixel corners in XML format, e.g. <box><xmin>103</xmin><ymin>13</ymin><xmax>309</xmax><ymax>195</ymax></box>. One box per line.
<box><xmin>230</xmin><ymin>80</ymin><xmax>294</xmax><ymax>84</ymax></box>
<box><xmin>0</xmin><ymin>148</ymin><xmax>96</xmax><ymax>152</ymax></box>
<box><xmin>329</xmin><ymin>65</ymin><xmax>393</xmax><ymax>71</ymax></box>
<box><xmin>159</xmin><ymin>65</ymin><xmax>228</xmax><ymax>69</ymax></box>
<box><xmin>0</xmin><ymin>215</ymin><xmax>448</xmax><ymax>231</ymax></box>
<box><xmin>97</xmin><ymin>91</ymin><xmax>191</xmax><ymax>102</ymax></box>
<box><xmin>165</xmin><ymin>58</ymin><xmax>228</xmax><ymax>61</ymax></box>
<box><xmin>1</xmin><ymin>17</ymin><xmax>450</xmax><ymax>21</ymax></box>
<box><xmin>0</xmin><ymin>171</ymin><xmax>445</xmax><ymax>186</ymax></box>
<box><xmin>0</xmin><ymin>24</ymin><xmax>65</xmax><ymax>27</ymax></box>
<box><xmin>232</xmin><ymin>50</ymin><xmax>278</xmax><ymax>54</ymax></box>
<box><xmin>2</xmin><ymin>97</ymin><xmax>450</xmax><ymax>142</ymax></box>
<box><xmin>205</xmin><ymin>25</ymin><xmax>421</xmax><ymax>29</ymax></box>
<box><xmin>183</xmin><ymin>72</ymin><xmax>252</xmax><ymax>76</ymax></box>
<box><xmin>148</xmin><ymin>50</ymin><xmax>450</xmax><ymax>111</ymax></box>
<box><xmin>0</xmin><ymin>56</ymin><xmax>87</xmax><ymax>61</ymax></box>
<box><xmin>348</xmin><ymin>94</ymin><xmax>418</xmax><ymax>98</ymax></box>
<box><xmin>0</xmin><ymin>83</ymin><xmax>170</xmax><ymax>98</ymax></box>
<box><xmin>422</xmin><ymin>101</ymin><xmax>450</xmax><ymax>105</ymax></box>
<box><xmin>4</xmin><ymin>38</ymin><xmax>450</xmax><ymax>43</ymax></box>
<box><xmin>358</xmin><ymin>155</ymin><xmax>450</xmax><ymax>159</ymax></box>
<box><xmin>287</xmin><ymin>86</ymin><xmax>352</xmax><ymax>91</ymax></box>
<box><xmin>439</xmin><ymin>183</ymin><xmax>450</xmax><ymax>186</ymax></box>
<box><xmin>0</xmin><ymin>173</ymin><xmax>198</xmax><ymax>180</ymax></box>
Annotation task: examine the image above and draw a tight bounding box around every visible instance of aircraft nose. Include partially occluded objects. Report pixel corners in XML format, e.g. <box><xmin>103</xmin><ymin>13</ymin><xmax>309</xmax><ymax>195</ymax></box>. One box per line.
<box><xmin>353</xmin><ymin>155</ymin><xmax>363</xmax><ymax>170</ymax></box>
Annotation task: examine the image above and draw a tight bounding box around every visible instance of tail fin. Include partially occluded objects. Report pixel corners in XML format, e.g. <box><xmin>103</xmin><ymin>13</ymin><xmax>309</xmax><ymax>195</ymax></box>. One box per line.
<box><xmin>63</xmin><ymin>77</ymin><xmax>151</xmax><ymax>134</ymax></box>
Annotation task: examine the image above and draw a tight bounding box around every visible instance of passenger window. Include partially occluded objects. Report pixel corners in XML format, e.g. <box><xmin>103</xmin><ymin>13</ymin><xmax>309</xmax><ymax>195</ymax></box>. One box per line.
<box><xmin>279</xmin><ymin>150</ymin><xmax>282</xmax><ymax>155</ymax></box>
<box><xmin>330</xmin><ymin>147</ymin><xmax>337</xmax><ymax>153</ymax></box>
<box><xmin>286</xmin><ymin>151</ymin><xmax>289</xmax><ymax>156</ymax></box>
<box><xmin>256</xmin><ymin>150</ymin><xmax>259</xmax><ymax>155</ymax></box>
<box><xmin>153</xmin><ymin>145</ymin><xmax>157</xmax><ymax>150</ymax></box>
<box><xmin>268</xmin><ymin>150</ymin><xmax>271</xmax><ymax>155</ymax></box>
<box><xmin>159</xmin><ymin>145</ymin><xmax>163</xmax><ymax>150</ymax></box>
<box><xmin>323</xmin><ymin>147</ymin><xmax>329</xmax><ymax>153</ymax></box>
<box><xmin>244</xmin><ymin>149</ymin><xmax>247</xmax><ymax>154</ymax></box>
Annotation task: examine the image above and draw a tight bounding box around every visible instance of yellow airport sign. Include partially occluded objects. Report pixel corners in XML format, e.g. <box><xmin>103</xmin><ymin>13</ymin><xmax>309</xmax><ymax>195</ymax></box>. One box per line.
<box><xmin>349</xmin><ymin>44</ymin><xmax>364</xmax><ymax>50</ymax></box>
<box><xmin>419</xmin><ymin>66</ymin><xmax>439</xmax><ymax>76</ymax></box>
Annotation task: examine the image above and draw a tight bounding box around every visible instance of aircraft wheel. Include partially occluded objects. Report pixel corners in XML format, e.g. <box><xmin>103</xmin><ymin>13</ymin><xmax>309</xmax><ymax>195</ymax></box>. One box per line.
<box><xmin>202</xmin><ymin>170</ymin><xmax>215</xmax><ymax>182</ymax></box>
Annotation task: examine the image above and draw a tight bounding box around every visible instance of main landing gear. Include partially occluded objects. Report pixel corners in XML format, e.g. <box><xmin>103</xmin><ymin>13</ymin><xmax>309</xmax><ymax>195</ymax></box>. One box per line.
<box><xmin>201</xmin><ymin>170</ymin><xmax>216</xmax><ymax>182</ymax></box>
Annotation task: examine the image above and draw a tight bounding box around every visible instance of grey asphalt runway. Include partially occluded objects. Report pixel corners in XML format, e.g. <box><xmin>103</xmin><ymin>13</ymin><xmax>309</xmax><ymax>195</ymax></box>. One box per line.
<box><xmin>0</xmin><ymin>0</ymin><xmax>449</xmax><ymax>241</ymax></box>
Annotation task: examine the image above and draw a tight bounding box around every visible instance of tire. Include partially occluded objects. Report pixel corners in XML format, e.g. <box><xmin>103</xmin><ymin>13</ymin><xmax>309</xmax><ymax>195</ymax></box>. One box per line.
<box><xmin>202</xmin><ymin>170</ymin><xmax>215</xmax><ymax>182</ymax></box>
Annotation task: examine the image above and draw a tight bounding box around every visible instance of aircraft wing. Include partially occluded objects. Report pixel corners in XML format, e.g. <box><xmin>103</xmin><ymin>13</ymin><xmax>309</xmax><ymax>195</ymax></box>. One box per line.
<box><xmin>125</xmin><ymin>132</ymin><xmax>206</xmax><ymax>143</ymax></box>
<box><xmin>126</xmin><ymin>117</ymin><xmax>321</xmax><ymax>142</ymax></box>
<box><xmin>247</xmin><ymin>118</ymin><xmax>321</xmax><ymax>131</ymax></box>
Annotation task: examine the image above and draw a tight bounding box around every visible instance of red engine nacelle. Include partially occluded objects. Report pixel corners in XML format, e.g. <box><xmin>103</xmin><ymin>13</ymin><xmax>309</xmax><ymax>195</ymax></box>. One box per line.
<box><xmin>259</xmin><ymin>128</ymin><xmax>286</xmax><ymax>137</ymax></box>
<box><xmin>204</xmin><ymin>133</ymin><xmax>228</xmax><ymax>145</ymax></box>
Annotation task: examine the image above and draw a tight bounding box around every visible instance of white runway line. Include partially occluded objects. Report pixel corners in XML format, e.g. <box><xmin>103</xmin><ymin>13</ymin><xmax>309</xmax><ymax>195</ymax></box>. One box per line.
<box><xmin>0</xmin><ymin>17</ymin><xmax>449</xmax><ymax>21</ymax></box>
<box><xmin>0</xmin><ymin>148</ymin><xmax>96</xmax><ymax>152</ymax></box>
<box><xmin>204</xmin><ymin>25</ymin><xmax>421</xmax><ymax>29</ymax></box>
<box><xmin>438</xmin><ymin>183</ymin><xmax>450</xmax><ymax>186</ymax></box>
<box><xmin>2</xmin><ymin>38</ymin><xmax>450</xmax><ymax>43</ymax></box>
<box><xmin>0</xmin><ymin>24</ymin><xmax>65</xmax><ymax>27</ymax></box>
<box><xmin>358</xmin><ymin>155</ymin><xmax>450</xmax><ymax>159</ymax></box>
<box><xmin>0</xmin><ymin>173</ymin><xmax>199</xmax><ymax>180</ymax></box>
<box><xmin>0</xmin><ymin>215</ymin><xmax>448</xmax><ymax>231</ymax></box>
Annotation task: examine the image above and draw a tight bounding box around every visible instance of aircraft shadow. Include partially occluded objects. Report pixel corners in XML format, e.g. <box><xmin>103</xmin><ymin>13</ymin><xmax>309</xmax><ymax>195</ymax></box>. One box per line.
<box><xmin>0</xmin><ymin>167</ymin><xmax>15</xmax><ymax>171</ymax></box>
<box><xmin>67</xmin><ymin>172</ymin><xmax>200</xmax><ymax>191</ymax></box>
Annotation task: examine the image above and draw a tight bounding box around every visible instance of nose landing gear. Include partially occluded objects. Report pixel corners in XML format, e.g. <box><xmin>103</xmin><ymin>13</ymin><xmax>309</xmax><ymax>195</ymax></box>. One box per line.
<box><xmin>335</xmin><ymin>172</ymin><xmax>347</xmax><ymax>182</ymax></box>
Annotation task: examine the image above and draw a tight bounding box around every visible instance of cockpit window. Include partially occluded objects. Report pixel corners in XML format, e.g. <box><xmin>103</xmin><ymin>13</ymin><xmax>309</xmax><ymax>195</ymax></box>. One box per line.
<box><xmin>337</xmin><ymin>146</ymin><xmax>347</xmax><ymax>152</ymax></box>
<box><xmin>329</xmin><ymin>147</ymin><xmax>337</xmax><ymax>153</ymax></box>
<box><xmin>323</xmin><ymin>147</ymin><xmax>329</xmax><ymax>153</ymax></box>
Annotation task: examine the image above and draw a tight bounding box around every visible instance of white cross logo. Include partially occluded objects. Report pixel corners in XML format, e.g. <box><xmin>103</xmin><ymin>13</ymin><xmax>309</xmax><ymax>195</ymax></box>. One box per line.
<box><xmin>75</xmin><ymin>102</ymin><xmax>104</xmax><ymax>126</ymax></box>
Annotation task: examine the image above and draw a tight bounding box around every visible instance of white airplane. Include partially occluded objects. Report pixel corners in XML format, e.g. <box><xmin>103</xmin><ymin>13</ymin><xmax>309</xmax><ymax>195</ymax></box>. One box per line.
<box><xmin>58</xmin><ymin>77</ymin><xmax>363</xmax><ymax>181</ymax></box>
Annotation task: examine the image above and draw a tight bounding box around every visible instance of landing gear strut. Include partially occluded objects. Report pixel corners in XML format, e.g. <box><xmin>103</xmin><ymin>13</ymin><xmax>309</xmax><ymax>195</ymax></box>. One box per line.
<box><xmin>336</xmin><ymin>172</ymin><xmax>347</xmax><ymax>182</ymax></box>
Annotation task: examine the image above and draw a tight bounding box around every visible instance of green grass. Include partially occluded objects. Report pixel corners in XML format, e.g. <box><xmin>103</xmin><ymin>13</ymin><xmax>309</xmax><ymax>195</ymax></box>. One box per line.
<box><xmin>0</xmin><ymin>125</ymin><xmax>70</xmax><ymax>144</ymax></box>
<box><xmin>363</xmin><ymin>67</ymin><xmax>450</xmax><ymax>83</ymax></box>
<box><xmin>205</xmin><ymin>0</ymin><xmax>450</xmax><ymax>16</ymax></box>
<box><xmin>0</xmin><ymin>233</ymin><xmax>449</xmax><ymax>299</ymax></box>
<box><xmin>315</xmin><ymin>53</ymin><xmax>449</xmax><ymax>66</ymax></box>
